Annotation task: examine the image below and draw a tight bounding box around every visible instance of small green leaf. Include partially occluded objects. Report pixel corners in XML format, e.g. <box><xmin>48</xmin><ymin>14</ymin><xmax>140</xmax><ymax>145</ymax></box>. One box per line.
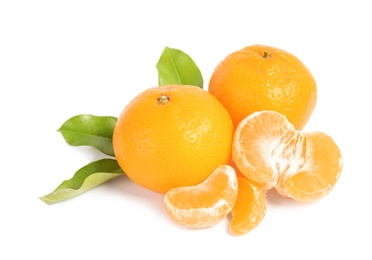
<box><xmin>58</xmin><ymin>114</ymin><xmax>117</xmax><ymax>156</ymax></box>
<box><xmin>39</xmin><ymin>159</ymin><xmax>124</xmax><ymax>204</ymax></box>
<box><xmin>156</xmin><ymin>46</ymin><xmax>203</xmax><ymax>88</ymax></box>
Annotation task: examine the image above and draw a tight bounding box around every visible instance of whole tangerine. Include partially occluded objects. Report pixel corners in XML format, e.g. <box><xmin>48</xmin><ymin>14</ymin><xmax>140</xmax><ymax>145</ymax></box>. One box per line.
<box><xmin>113</xmin><ymin>85</ymin><xmax>234</xmax><ymax>194</ymax></box>
<box><xmin>208</xmin><ymin>44</ymin><xmax>317</xmax><ymax>130</ymax></box>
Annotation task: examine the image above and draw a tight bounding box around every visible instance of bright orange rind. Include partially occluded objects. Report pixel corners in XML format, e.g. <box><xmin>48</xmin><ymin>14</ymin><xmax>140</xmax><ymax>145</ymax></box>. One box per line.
<box><xmin>113</xmin><ymin>85</ymin><xmax>234</xmax><ymax>194</ymax></box>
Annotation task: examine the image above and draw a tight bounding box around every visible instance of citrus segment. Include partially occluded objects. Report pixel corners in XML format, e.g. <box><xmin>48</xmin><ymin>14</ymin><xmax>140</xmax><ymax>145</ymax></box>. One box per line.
<box><xmin>232</xmin><ymin>110</ymin><xmax>342</xmax><ymax>202</ymax></box>
<box><xmin>164</xmin><ymin>165</ymin><xmax>238</xmax><ymax>228</ymax></box>
<box><xmin>113</xmin><ymin>85</ymin><xmax>234</xmax><ymax>194</ymax></box>
<box><xmin>230</xmin><ymin>177</ymin><xmax>267</xmax><ymax>235</ymax></box>
<box><xmin>208</xmin><ymin>44</ymin><xmax>317</xmax><ymax>130</ymax></box>
<box><xmin>276</xmin><ymin>132</ymin><xmax>343</xmax><ymax>202</ymax></box>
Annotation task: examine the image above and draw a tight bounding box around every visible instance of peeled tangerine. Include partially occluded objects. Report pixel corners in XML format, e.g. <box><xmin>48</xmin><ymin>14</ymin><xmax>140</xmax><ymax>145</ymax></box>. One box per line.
<box><xmin>164</xmin><ymin>110</ymin><xmax>342</xmax><ymax>234</ymax></box>
<box><xmin>232</xmin><ymin>110</ymin><xmax>343</xmax><ymax>202</ymax></box>
<box><xmin>164</xmin><ymin>165</ymin><xmax>238</xmax><ymax>228</ymax></box>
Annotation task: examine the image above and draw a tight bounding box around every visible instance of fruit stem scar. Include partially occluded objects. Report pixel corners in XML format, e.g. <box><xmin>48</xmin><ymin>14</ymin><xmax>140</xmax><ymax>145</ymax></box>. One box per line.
<box><xmin>158</xmin><ymin>94</ymin><xmax>170</xmax><ymax>105</ymax></box>
<box><xmin>263</xmin><ymin>50</ymin><xmax>270</xmax><ymax>59</ymax></box>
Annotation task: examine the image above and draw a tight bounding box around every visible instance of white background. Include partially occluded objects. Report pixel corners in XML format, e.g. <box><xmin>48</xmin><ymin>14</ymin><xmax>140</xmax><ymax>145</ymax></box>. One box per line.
<box><xmin>1</xmin><ymin>1</ymin><xmax>371</xmax><ymax>259</ymax></box>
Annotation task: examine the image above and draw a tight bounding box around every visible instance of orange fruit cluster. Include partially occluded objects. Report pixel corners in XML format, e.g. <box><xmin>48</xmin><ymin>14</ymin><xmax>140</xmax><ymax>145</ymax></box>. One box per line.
<box><xmin>113</xmin><ymin>45</ymin><xmax>343</xmax><ymax>236</ymax></box>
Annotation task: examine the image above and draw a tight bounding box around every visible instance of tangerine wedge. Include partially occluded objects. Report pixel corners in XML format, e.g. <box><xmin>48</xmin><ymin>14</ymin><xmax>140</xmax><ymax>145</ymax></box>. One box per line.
<box><xmin>232</xmin><ymin>110</ymin><xmax>343</xmax><ymax>202</ymax></box>
<box><xmin>164</xmin><ymin>165</ymin><xmax>238</xmax><ymax>228</ymax></box>
<box><xmin>230</xmin><ymin>176</ymin><xmax>267</xmax><ymax>235</ymax></box>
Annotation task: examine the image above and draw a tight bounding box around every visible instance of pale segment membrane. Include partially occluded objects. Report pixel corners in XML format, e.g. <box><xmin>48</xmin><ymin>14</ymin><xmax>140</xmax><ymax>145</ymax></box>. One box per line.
<box><xmin>271</xmin><ymin>129</ymin><xmax>308</xmax><ymax>197</ymax></box>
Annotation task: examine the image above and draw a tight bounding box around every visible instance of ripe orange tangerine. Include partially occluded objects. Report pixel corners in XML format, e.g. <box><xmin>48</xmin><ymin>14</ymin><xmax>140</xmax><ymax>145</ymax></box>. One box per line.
<box><xmin>232</xmin><ymin>110</ymin><xmax>343</xmax><ymax>202</ymax></box>
<box><xmin>113</xmin><ymin>85</ymin><xmax>234</xmax><ymax>194</ymax></box>
<box><xmin>164</xmin><ymin>165</ymin><xmax>238</xmax><ymax>228</ymax></box>
<box><xmin>209</xmin><ymin>44</ymin><xmax>317</xmax><ymax>130</ymax></box>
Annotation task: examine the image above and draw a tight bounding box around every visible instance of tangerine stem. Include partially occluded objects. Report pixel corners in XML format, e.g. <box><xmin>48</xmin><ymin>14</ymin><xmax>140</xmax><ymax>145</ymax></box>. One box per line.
<box><xmin>158</xmin><ymin>94</ymin><xmax>170</xmax><ymax>105</ymax></box>
<box><xmin>263</xmin><ymin>50</ymin><xmax>270</xmax><ymax>59</ymax></box>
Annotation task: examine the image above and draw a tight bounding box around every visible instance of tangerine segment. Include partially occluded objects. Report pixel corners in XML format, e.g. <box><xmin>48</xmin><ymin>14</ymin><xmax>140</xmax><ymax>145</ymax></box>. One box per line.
<box><xmin>164</xmin><ymin>165</ymin><xmax>238</xmax><ymax>229</ymax></box>
<box><xmin>230</xmin><ymin>177</ymin><xmax>267</xmax><ymax>235</ymax></box>
<box><xmin>232</xmin><ymin>110</ymin><xmax>294</xmax><ymax>190</ymax></box>
<box><xmin>276</xmin><ymin>131</ymin><xmax>343</xmax><ymax>202</ymax></box>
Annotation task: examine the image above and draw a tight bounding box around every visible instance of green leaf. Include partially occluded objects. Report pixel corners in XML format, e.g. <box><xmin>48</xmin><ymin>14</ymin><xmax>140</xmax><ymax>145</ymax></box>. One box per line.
<box><xmin>156</xmin><ymin>46</ymin><xmax>203</xmax><ymax>88</ymax></box>
<box><xmin>58</xmin><ymin>114</ymin><xmax>117</xmax><ymax>156</ymax></box>
<box><xmin>39</xmin><ymin>159</ymin><xmax>124</xmax><ymax>204</ymax></box>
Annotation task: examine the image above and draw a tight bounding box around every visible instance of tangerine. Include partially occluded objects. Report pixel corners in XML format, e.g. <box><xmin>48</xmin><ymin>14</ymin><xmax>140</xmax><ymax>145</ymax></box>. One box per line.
<box><xmin>208</xmin><ymin>44</ymin><xmax>317</xmax><ymax>130</ymax></box>
<box><xmin>113</xmin><ymin>85</ymin><xmax>234</xmax><ymax>194</ymax></box>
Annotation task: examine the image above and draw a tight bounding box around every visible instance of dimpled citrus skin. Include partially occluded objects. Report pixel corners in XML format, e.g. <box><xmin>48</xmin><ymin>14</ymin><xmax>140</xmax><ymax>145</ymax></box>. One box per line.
<box><xmin>209</xmin><ymin>44</ymin><xmax>317</xmax><ymax>130</ymax></box>
<box><xmin>113</xmin><ymin>85</ymin><xmax>234</xmax><ymax>194</ymax></box>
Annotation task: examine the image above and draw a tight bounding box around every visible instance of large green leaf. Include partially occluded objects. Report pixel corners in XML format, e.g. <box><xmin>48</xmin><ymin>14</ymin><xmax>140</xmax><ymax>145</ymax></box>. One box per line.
<box><xmin>58</xmin><ymin>114</ymin><xmax>117</xmax><ymax>156</ymax></box>
<box><xmin>156</xmin><ymin>46</ymin><xmax>203</xmax><ymax>88</ymax></box>
<box><xmin>39</xmin><ymin>159</ymin><xmax>124</xmax><ymax>204</ymax></box>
